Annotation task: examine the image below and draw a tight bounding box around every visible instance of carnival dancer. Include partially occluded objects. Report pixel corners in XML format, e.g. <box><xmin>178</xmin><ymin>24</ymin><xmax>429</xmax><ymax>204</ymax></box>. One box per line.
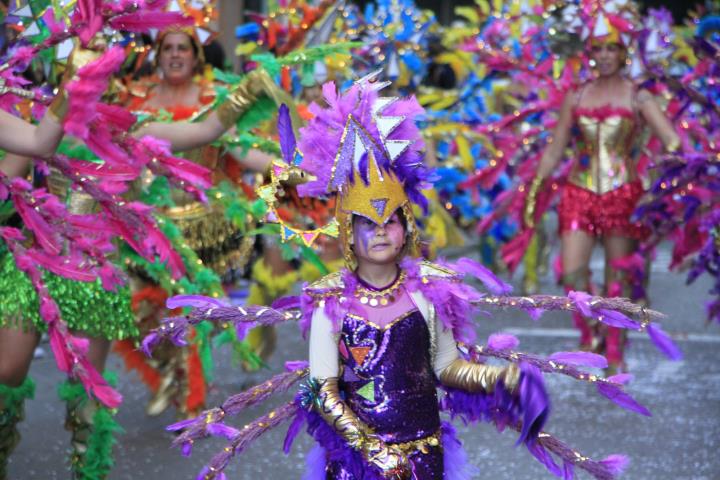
<box><xmin>115</xmin><ymin>21</ymin><xmax>279</xmax><ymax>419</ymax></box>
<box><xmin>0</xmin><ymin>35</ymin><xmax>142</xmax><ymax>478</ymax></box>
<box><xmin>145</xmin><ymin>73</ymin><xmax>680</xmax><ymax>480</ymax></box>
<box><xmin>0</xmin><ymin>8</ymin><xmax>283</xmax><ymax>477</ymax></box>
<box><xmin>523</xmin><ymin>6</ymin><xmax>680</xmax><ymax>373</ymax></box>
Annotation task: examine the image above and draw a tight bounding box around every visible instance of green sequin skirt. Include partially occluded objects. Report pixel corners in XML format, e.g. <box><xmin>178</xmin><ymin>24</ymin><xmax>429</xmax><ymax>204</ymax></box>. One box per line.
<box><xmin>0</xmin><ymin>248</ymin><xmax>137</xmax><ymax>340</ymax></box>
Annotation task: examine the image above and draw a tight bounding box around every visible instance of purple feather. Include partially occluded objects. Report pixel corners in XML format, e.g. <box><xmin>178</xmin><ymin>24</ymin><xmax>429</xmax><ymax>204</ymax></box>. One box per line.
<box><xmin>454</xmin><ymin>258</ymin><xmax>513</xmax><ymax>294</ymax></box>
<box><xmin>166</xmin><ymin>294</ymin><xmax>226</xmax><ymax>310</ymax></box>
<box><xmin>598</xmin><ymin>454</ymin><xmax>630</xmax><ymax>475</ymax></box>
<box><xmin>548</xmin><ymin>351</ymin><xmax>608</xmax><ymax>369</ymax></box>
<box><xmin>167</xmin><ymin>417</ymin><xmax>196</xmax><ymax>432</ymax></box>
<box><xmin>271</xmin><ymin>295</ymin><xmax>302</xmax><ymax>310</ymax></box>
<box><xmin>606</xmin><ymin>373</ymin><xmax>634</xmax><ymax>385</ymax></box>
<box><xmin>517</xmin><ymin>363</ymin><xmax>550</xmax><ymax>446</ymax></box>
<box><xmin>283</xmin><ymin>410</ymin><xmax>305</xmax><ymax>454</ymax></box>
<box><xmin>526</xmin><ymin>307</ymin><xmax>545</xmax><ymax>321</ymax></box>
<box><xmin>594</xmin><ymin>309</ymin><xmax>641</xmax><ymax>330</ymax></box>
<box><xmin>441</xmin><ymin>421</ymin><xmax>478</xmax><ymax>479</ymax></box>
<box><xmin>596</xmin><ymin>382</ymin><xmax>651</xmax><ymax>417</ymax></box>
<box><xmin>301</xmin><ymin>445</ymin><xmax>327</xmax><ymax>480</ymax></box>
<box><xmin>527</xmin><ymin>442</ymin><xmax>564</xmax><ymax>477</ymax></box>
<box><xmin>487</xmin><ymin>333</ymin><xmax>520</xmax><ymax>350</ymax></box>
<box><xmin>141</xmin><ymin>332</ymin><xmax>159</xmax><ymax>356</ymax></box>
<box><xmin>277</xmin><ymin>104</ymin><xmax>296</xmax><ymax>164</ymax></box>
<box><xmin>285</xmin><ymin>360</ymin><xmax>309</xmax><ymax>371</ymax></box>
<box><xmin>647</xmin><ymin>323</ymin><xmax>683</xmax><ymax>360</ymax></box>
<box><xmin>567</xmin><ymin>290</ymin><xmax>593</xmax><ymax>317</ymax></box>
<box><xmin>207</xmin><ymin>423</ymin><xmax>241</xmax><ymax>440</ymax></box>
<box><xmin>181</xmin><ymin>441</ymin><xmax>193</xmax><ymax>457</ymax></box>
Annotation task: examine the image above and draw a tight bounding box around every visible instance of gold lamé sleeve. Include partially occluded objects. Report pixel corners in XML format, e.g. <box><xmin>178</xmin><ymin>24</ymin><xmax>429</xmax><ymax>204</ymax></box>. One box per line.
<box><xmin>439</xmin><ymin>358</ymin><xmax>519</xmax><ymax>393</ymax></box>
<box><xmin>523</xmin><ymin>175</ymin><xmax>544</xmax><ymax>229</ymax></box>
<box><xmin>315</xmin><ymin>377</ymin><xmax>374</xmax><ymax>450</ymax></box>
<box><xmin>215</xmin><ymin>71</ymin><xmax>265</xmax><ymax>130</ymax></box>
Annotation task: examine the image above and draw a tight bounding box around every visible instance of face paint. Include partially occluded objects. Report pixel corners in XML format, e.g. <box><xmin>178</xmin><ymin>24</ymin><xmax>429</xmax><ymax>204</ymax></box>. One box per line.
<box><xmin>352</xmin><ymin>212</ymin><xmax>406</xmax><ymax>265</ymax></box>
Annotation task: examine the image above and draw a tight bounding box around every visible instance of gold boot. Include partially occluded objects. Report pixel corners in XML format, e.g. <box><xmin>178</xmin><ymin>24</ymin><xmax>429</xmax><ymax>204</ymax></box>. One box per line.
<box><xmin>145</xmin><ymin>351</ymin><xmax>180</xmax><ymax>417</ymax></box>
<box><xmin>61</xmin><ymin>377</ymin><xmax>121</xmax><ymax>480</ymax></box>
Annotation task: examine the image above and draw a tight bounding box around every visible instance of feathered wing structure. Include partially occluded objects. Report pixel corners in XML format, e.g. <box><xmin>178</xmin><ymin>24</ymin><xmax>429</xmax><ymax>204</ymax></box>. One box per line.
<box><xmin>145</xmin><ymin>255</ymin><xmax>671</xmax><ymax>479</ymax></box>
<box><xmin>0</xmin><ymin>2</ymin><xmax>209</xmax><ymax>406</ymax></box>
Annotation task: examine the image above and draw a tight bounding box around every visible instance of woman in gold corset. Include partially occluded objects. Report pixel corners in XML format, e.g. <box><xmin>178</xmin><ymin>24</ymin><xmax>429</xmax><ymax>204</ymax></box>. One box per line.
<box><xmin>116</xmin><ymin>27</ymin><xmax>276</xmax><ymax>420</ymax></box>
<box><xmin>523</xmin><ymin>27</ymin><xmax>680</xmax><ymax>372</ymax></box>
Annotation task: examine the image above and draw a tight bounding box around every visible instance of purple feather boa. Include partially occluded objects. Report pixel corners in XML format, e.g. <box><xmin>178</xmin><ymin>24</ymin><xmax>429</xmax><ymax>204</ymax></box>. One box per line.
<box><xmin>440</xmin><ymin>363</ymin><xmax>550</xmax><ymax>448</ymax></box>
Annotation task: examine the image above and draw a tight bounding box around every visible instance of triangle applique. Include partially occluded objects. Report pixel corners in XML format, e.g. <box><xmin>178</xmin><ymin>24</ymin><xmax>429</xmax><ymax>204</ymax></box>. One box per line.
<box><xmin>371</xmin><ymin>198</ymin><xmax>388</xmax><ymax>218</ymax></box>
<box><xmin>356</xmin><ymin>380</ymin><xmax>375</xmax><ymax>402</ymax></box>
<box><xmin>343</xmin><ymin>368</ymin><xmax>361</xmax><ymax>382</ymax></box>
<box><xmin>349</xmin><ymin>346</ymin><xmax>371</xmax><ymax>366</ymax></box>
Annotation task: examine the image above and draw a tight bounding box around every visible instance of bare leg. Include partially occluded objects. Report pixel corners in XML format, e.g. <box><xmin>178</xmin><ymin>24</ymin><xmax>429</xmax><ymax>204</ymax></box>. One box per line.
<box><xmin>0</xmin><ymin>327</ymin><xmax>39</xmax><ymax>387</ymax></box>
<box><xmin>561</xmin><ymin>231</ymin><xmax>596</xmax><ymax>348</ymax></box>
<box><xmin>0</xmin><ymin>326</ymin><xmax>39</xmax><ymax>476</ymax></box>
<box><xmin>602</xmin><ymin>235</ymin><xmax>638</xmax><ymax>372</ymax></box>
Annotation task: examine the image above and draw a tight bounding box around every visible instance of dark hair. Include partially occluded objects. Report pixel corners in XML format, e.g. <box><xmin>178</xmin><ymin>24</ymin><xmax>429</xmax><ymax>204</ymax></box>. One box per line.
<box><xmin>203</xmin><ymin>40</ymin><xmax>227</xmax><ymax>71</ymax></box>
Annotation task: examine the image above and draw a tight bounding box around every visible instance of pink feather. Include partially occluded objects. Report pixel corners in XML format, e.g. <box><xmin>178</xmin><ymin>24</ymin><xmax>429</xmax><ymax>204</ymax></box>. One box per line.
<box><xmin>109</xmin><ymin>12</ymin><xmax>193</xmax><ymax>32</ymax></box>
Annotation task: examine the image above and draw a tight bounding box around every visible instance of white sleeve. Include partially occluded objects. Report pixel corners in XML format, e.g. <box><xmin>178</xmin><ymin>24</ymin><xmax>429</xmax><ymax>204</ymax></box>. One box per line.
<box><xmin>433</xmin><ymin>321</ymin><xmax>459</xmax><ymax>378</ymax></box>
<box><xmin>309</xmin><ymin>307</ymin><xmax>340</xmax><ymax>379</ymax></box>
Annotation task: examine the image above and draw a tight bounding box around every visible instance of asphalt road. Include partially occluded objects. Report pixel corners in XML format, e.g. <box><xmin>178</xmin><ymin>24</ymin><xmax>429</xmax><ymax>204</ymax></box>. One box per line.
<box><xmin>6</xmin><ymin>243</ymin><xmax>720</xmax><ymax>480</ymax></box>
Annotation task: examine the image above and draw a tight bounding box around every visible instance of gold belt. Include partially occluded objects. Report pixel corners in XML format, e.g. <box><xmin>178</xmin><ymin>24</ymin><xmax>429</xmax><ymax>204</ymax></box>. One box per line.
<box><xmin>390</xmin><ymin>430</ymin><xmax>442</xmax><ymax>455</ymax></box>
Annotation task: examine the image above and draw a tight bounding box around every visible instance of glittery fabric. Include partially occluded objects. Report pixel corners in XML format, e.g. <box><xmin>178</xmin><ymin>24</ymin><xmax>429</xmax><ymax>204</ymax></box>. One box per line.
<box><xmin>328</xmin><ymin>310</ymin><xmax>443</xmax><ymax>478</ymax></box>
<box><xmin>0</xmin><ymin>247</ymin><xmax>136</xmax><ymax>340</ymax></box>
<box><xmin>558</xmin><ymin>181</ymin><xmax>648</xmax><ymax>240</ymax></box>
<box><xmin>569</xmin><ymin>108</ymin><xmax>639</xmax><ymax>194</ymax></box>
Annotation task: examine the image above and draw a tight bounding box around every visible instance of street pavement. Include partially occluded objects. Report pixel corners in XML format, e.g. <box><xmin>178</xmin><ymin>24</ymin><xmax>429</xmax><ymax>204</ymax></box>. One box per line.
<box><xmin>6</xmin><ymin>243</ymin><xmax>720</xmax><ymax>479</ymax></box>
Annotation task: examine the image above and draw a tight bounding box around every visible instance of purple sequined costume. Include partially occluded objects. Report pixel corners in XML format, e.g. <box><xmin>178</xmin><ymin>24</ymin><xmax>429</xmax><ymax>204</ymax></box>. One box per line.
<box><xmin>328</xmin><ymin>309</ymin><xmax>442</xmax><ymax>478</ymax></box>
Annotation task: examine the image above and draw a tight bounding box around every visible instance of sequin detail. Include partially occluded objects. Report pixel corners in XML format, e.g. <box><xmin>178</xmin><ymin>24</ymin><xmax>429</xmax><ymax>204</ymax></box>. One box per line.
<box><xmin>558</xmin><ymin>181</ymin><xmax>648</xmax><ymax>240</ymax></box>
<box><xmin>329</xmin><ymin>310</ymin><xmax>444</xmax><ymax>478</ymax></box>
<box><xmin>0</xmin><ymin>248</ymin><xmax>136</xmax><ymax>340</ymax></box>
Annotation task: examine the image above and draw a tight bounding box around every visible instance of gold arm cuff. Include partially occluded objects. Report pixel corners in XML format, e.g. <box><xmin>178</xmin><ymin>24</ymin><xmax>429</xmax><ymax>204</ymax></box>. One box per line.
<box><xmin>439</xmin><ymin>358</ymin><xmax>519</xmax><ymax>393</ymax></box>
<box><xmin>523</xmin><ymin>174</ymin><xmax>544</xmax><ymax>229</ymax></box>
<box><xmin>216</xmin><ymin>79</ymin><xmax>258</xmax><ymax>130</ymax></box>
<box><xmin>315</xmin><ymin>377</ymin><xmax>374</xmax><ymax>451</ymax></box>
<box><xmin>665</xmin><ymin>139</ymin><xmax>680</xmax><ymax>154</ymax></box>
<box><xmin>47</xmin><ymin>90</ymin><xmax>68</xmax><ymax>123</ymax></box>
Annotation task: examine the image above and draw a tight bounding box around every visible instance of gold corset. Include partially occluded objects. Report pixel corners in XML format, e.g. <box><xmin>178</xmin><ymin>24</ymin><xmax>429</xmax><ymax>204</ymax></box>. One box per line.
<box><xmin>568</xmin><ymin>112</ymin><xmax>639</xmax><ymax>194</ymax></box>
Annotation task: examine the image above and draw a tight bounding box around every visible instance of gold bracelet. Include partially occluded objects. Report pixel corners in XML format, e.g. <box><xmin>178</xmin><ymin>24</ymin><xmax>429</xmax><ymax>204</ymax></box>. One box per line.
<box><xmin>523</xmin><ymin>174</ymin><xmax>544</xmax><ymax>229</ymax></box>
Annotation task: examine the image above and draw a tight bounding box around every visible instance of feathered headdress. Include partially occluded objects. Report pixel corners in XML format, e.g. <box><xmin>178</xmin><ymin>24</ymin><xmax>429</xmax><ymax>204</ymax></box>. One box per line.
<box><xmin>294</xmin><ymin>71</ymin><xmax>432</xmax><ymax>266</ymax></box>
<box><xmin>257</xmin><ymin>72</ymin><xmax>432</xmax><ymax>267</ymax></box>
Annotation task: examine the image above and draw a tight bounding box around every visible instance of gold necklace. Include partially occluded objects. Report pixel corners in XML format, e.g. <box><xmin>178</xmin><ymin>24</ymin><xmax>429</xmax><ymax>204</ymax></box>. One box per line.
<box><xmin>354</xmin><ymin>271</ymin><xmax>406</xmax><ymax>307</ymax></box>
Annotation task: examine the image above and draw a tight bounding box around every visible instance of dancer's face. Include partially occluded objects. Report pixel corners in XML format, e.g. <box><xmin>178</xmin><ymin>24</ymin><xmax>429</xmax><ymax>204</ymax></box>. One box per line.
<box><xmin>158</xmin><ymin>32</ymin><xmax>198</xmax><ymax>85</ymax></box>
<box><xmin>352</xmin><ymin>212</ymin><xmax>406</xmax><ymax>266</ymax></box>
<box><xmin>590</xmin><ymin>41</ymin><xmax>625</xmax><ymax>77</ymax></box>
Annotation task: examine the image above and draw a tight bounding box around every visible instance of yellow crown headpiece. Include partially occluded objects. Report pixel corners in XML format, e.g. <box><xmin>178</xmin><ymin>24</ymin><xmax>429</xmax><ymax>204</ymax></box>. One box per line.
<box><xmin>293</xmin><ymin>73</ymin><xmax>429</xmax><ymax>267</ymax></box>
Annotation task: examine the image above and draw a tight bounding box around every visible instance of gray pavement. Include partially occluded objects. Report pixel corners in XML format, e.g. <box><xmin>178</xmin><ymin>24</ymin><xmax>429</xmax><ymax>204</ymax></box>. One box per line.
<box><xmin>6</xmin><ymin>243</ymin><xmax>720</xmax><ymax>479</ymax></box>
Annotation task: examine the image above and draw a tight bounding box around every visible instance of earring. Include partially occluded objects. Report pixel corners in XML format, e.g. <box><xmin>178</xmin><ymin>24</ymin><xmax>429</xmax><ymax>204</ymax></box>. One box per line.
<box><xmin>588</xmin><ymin>59</ymin><xmax>597</xmax><ymax>67</ymax></box>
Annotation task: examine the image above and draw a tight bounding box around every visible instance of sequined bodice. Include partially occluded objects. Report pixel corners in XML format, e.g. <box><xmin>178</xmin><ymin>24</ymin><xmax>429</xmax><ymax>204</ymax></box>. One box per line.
<box><xmin>339</xmin><ymin>310</ymin><xmax>440</xmax><ymax>444</ymax></box>
<box><xmin>568</xmin><ymin>108</ymin><xmax>639</xmax><ymax>194</ymax></box>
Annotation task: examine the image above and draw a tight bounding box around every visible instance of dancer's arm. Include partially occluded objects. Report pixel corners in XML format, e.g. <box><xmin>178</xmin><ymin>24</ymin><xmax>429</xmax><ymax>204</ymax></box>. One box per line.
<box><xmin>536</xmin><ymin>91</ymin><xmax>575</xmax><ymax>179</ymax></box>
<box><xmin>637</xmin><ymin>89</ymin><xmax>681</xmax><ymax>152</ymax></box>
<box><xmin>435</xmin><ymin>323</ymin><xmax>519</xmax><ymax>393</ymax></box>
<box><xmin>0</xmin><ymin>153</ymin><xmax>33</xmax><ymax>178</ymax></box>
<box><xmin>136</xmin><ymin>112</ymin><xmax>226</xmax><ymax>152</ymax></box>
<box><xmin>0</xmin><ymin>110</ymin><xmax>64</xmax><ymax>158</ymax></box>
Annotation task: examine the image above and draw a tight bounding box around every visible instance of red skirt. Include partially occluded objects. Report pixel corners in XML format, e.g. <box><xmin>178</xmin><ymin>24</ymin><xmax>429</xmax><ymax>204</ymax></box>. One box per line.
<box><xmin>558</xmin><ymin>181</ymin><xmax>648</xmax><ymax>240</ymax></box>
